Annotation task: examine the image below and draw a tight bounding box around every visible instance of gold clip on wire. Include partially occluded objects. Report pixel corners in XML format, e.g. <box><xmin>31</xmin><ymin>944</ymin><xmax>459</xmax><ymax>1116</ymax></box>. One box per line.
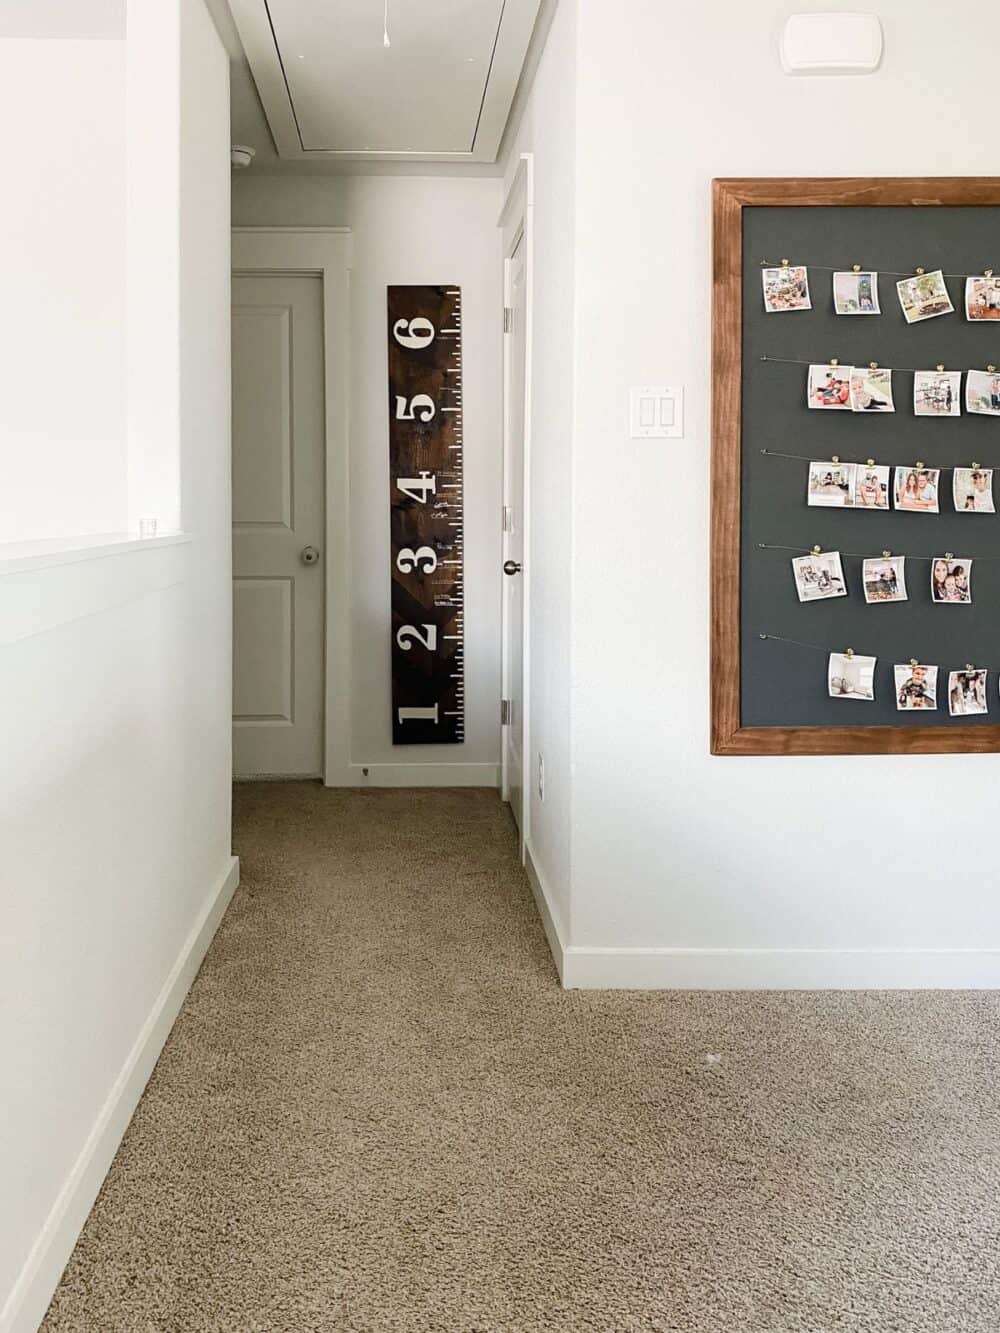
<box><xmin>966</xmin><ymin>663</ymin><xmax>976</xmax><ymax>673</ymax></box>
<box><xmin>845</xmin><ymin>648</ymin><xmax>855</xmax><ymax>660</ymax></box>
<box><xmin>915</xmin><ymin>460</ymin><xmax>925</xmax><ymax>470</ymax></box>
<box><xmin>972</xmin><ymin>461</ymin><xmax>981</xmax><ymax>470</ymax></box>
<box><xmin>852</xmin><ymin>263</ymin><xmax>862</xmax><ymax>273</ymax></box>
<box><xmin>882</xmin><ymin>550</ymin><xmax>892</xmax><ymax>559</ymax></box>
<box><xmin>781</xmin><ymin>257</ymin><xmax>790</xmax><ymax>268</ymax></box>
<box><xmin>916</xmin><ymin>266</ymin><xmax>925</xmax><ymax>276</ymax></box>
<box><xmin>986</xmin><ymin>269</ymin><xmax>994</xmax><ymax>278</ymax></box>
<box><xmin>910</xmin><ymin>658</ymin><xmax>919</xmax><ymax>668</ymax></box>
<box><xmin>830</xmin><ymin>358</ymin><xmax>839</xmax><ymax>367</ymax></box>
<box><xmin>936</xmin><ymin>364</ymin><xmax>945</xmax><ymax>373</ymax></box>
<box><xmin>866</xmin><ymin>458</ymin><xmax>875</xmax><ymax>468</ymax></box>
<box><xmin>945</xmin><ymin>551</ymin><xmax>954</xmax><ymax>561</ymax></box>
<box><xmin>869</xmin><ymin>361</ymin><xmax>879</xmax><ymax>371</ymax></box>
<box><xmin>988</xmin><ymin>364</ymin><xmax>997</xmax><ymax>374</ymax></box>
<box><xmin>831</xmin><ymin>455</ymin><xmax>840</xmax><ymax>465</ymax></box>
<box><xmin>811</xmin><ymin>544</ymin><xmax>822</xmax><ymax>556</ymax></box>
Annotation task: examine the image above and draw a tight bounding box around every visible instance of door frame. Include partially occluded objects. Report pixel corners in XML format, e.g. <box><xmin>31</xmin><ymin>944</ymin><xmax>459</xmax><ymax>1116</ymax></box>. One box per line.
<box><xmin>231</xmin><ymin>227</ymin><xmax>352</xmax><ymax>786</ymax></box>
<box><xmin>498</xmin><ymin>154</ymin><xmax>534</xmax><ymax>855</ymax></box>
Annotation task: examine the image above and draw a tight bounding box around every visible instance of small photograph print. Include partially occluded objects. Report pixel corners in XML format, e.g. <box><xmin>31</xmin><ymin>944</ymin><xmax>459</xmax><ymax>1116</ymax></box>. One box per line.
<box><xmin>896</xmin><ymin>269</ymin><xmax>954</xmax><ymax>324</ymax></box>
<box><xmin>893</xmin><ymin>467</ymin><xmax>940</xmax><ymax>513</ymax></box>
<box><xmin>792</xmin><ymin>550</ymin><xmax>847</xmax><ymax>602</ymax></box>
<box><xmin>850</xmin><ymin>366</ymin><xmax>894</xmax><ymax>412</ymax></box>
<box><xmin>862</xmin><ymin>556</ymin><xmax>907</xmax><ymax>604</ymax></box>
<box><xmin>833</xmin><ymin>270</ymin><xmax>880</xmax><ymax>315</ymax></box>
<box><xmin>965</xmin><ymin>275</ymin><xmax>1000</xmax><ymax>321</ymax></box>
<box><xmin>828</xmin><ymin>652</ymin><xmax>876</xmax><ymax>701</ymax></box>
<box><xmin>953</xmin><ymin>467</ymin><xmax>995</xmax><ymax>514</ymax></box>
<box><xmin>965</xmin><ymin>368</ymin><xmax>1000</xmax><ymax>415</ymax></box>
<box><xmin>931</xmin><ymin>557</ymin><xmax>972</xmax><ymax>604</ymax></box>
<box><xmin>853</xmin><ymin>464</ymin><xmax>890</xmax><ymax>510</ymax></box>
<box><xmin>895</xmin><ymin>663</ymin><xmax>938</xmax><ymax>711</ymax></box>
<box><xmin>913</xmin><ymin>369</ymin><xmax>962</xmax><ymax>417</ymax></box>
<box><xmin>807</xmin><ymin>460</ymin><xmax>856</xmax><ymax>507</ymax></box>
<box><xmin>949</xmin><ymin>669</ymin><xmax>988</xmax><ymax>716</ymax></box>
<box><xmin>808</xmin><ymin>363</ymin><xmax>853</xmax><ymax>410</ymax></box>
<box><xmin>762</xmin><ymin>265</ymin><xmax>811</xmax><ymax>312</ymax></box>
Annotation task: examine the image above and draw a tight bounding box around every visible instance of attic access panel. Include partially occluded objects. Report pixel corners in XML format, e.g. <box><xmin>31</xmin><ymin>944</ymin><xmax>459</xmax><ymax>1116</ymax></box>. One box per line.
<box><xmin>229</xmin><ymin>0</ymin><xmax>543</xmax><ymax>163</ymax></box>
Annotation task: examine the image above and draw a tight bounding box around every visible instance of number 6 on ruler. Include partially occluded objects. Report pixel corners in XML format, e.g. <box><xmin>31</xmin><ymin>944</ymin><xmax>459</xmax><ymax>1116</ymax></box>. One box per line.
<box><xmin>396</xmin><ymin>624</ymin><xmax>437</xmax><ymax>652</ymax></box>
<box><xmin>392</xmin><ymin>317</ymin><xmax>435</xmax><ymax>349</ymax></box>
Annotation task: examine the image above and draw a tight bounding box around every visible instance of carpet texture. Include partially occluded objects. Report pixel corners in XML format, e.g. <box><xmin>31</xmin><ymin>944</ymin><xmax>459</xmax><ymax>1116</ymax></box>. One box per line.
<box><xmin>42</xmin><ymin>784</ymin><xmax>1000</xmax><ymax>1332</ymax></box>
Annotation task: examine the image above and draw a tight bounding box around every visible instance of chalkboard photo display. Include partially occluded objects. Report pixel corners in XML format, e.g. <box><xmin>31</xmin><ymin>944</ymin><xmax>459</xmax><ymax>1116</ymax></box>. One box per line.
<box><xmin>711</xmin><ymin>177</ymin><xmax>1000</xmax><ymax>756</ymax></box>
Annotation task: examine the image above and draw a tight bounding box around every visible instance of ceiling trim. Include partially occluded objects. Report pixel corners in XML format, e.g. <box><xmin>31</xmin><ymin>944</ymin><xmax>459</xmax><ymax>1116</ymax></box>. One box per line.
<box><xmin>227</xmin><ymin>0</ymin><xmax>542</xmax><ymax>164</ymax></box>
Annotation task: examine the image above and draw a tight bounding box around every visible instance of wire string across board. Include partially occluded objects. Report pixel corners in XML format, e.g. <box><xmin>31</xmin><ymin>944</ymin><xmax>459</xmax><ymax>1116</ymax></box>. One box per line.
<box><xmin>758</xmin><ymin>632</ymin><xmax>988</xmax><ymax>673</ymax></box>
<box><xmin>756</xmin><ymin>541</ymin><xmax>1000</xmax><ymax>563</ymax></box>
<box><xmin>759</xmin><ymin>354</ymin><xmax>1000</xmax><ymax>375</ymax></box>
<box><xmin>759</xmin><ymin>259</ymin><xmax>998</xmax><ymax>281</ymax></box>
<box><xmin>759</xmin><ymin>447</ymin><xmax>992</xmax><ymax>472</ymax></box>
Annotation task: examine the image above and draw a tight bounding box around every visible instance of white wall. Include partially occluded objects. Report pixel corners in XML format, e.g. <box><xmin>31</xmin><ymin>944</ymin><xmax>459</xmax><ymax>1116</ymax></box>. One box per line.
<box><xmin>0</xmin><ymin>37</ymin><xmax>126</xmax><ymax>543</ymax></box>
<box><xmin>514</xmin><ymin>0</ymin><xmax>1000</xmax><ymax>986</ymax></box>
<box><xmin>0</xmin><ymin>3</ymin><xmax>234</xmax><ymax>1328</ymax></box>
<box><xmin>501</xmin><ymin>0</ymin><xmax>577</xmax><ymax>939</ymax></box>
<box><xmin>232</xmin><ymin>173</ymin><xmax>503</xmax><ymax>783</ymax></box>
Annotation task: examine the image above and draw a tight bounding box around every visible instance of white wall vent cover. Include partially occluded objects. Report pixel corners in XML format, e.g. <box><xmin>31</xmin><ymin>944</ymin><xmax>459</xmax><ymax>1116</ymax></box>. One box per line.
<box><xmin>780</xmin><ymin>12</ymin><xmax>883</xmax><ymax>75</ymax></box>
<box><xmin>229</xmin><ymin>0</ymin><xmax>543</xmax><ymax>163</ymax></box>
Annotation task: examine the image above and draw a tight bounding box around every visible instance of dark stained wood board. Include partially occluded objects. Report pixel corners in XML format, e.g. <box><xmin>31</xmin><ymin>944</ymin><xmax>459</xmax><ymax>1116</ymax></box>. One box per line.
<box><xmin>387</xmin><ymin>285</ymin><xmax>464</xmax><ymax>744</ymax></box>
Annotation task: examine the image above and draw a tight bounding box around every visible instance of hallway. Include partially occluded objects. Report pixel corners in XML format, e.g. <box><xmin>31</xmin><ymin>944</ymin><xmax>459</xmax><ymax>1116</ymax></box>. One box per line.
<box><xmin>42</xmin><ymin>785</ymin><xmax>1000</xmax><ymax>1332</ymax></box>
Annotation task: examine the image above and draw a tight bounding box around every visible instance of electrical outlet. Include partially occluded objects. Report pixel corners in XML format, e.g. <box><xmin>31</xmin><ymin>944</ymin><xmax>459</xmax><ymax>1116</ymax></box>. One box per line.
<box><xmin>537</xmin><ymin>754</ymin><xmax>545</xmax><ymax>802</ymax></box>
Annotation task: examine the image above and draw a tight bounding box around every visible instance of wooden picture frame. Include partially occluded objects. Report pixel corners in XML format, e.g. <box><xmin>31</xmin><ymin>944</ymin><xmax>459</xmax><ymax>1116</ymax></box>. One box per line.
<box><xmin>711</xmin><ymin>177</ymin><xmax>1000</xmax><ymax>756</ymax></box>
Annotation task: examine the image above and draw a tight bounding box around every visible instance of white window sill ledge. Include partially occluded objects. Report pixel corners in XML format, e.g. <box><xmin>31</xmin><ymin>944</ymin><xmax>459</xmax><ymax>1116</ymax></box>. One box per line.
<box><xmin>0</xmin><ymin>531</ymin><xmax>192</xmax><ymax>577</ymax></box>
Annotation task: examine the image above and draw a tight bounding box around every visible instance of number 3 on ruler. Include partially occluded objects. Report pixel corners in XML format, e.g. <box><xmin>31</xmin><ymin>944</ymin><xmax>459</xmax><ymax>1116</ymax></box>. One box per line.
<box><xmin>396</xmin><ymin>546</ymin><xmax>438</xmax><ymax>574</ymax></box>
<box><xmin>396</xmin><ymin>624</ymin><xmax>437</xmax><ymax>652</ymax></box>
<box><xmin>396</xmin><ymin>471</ymin><xmax>436</xmax><ymax>503</ymax></box>
<box><xmin>392</xmin><ymin>317</ymin><xmax>435</xmax><ymax>349</ymax></box>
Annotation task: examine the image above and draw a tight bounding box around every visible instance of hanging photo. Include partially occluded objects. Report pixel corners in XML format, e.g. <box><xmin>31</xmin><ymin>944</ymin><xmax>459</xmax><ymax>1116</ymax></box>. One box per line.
<box><xmin>949</xmin><ymin>669</ymin><xmax>988</xmax><ymax>716</ymax></box>
<box><xmin>913</xmin><ymin>369</ymin><xmax>961</xmax><ymax>417</ymax></box>
<box><xmin>833</xmin><ymin>270</ymin><xmax>880</xmax><ymax>315</ymax></box>
<box><xmin>896</xmin><ymin>270</ymin><xmax>954</xmax><ymax>324</ymax></box>
<box><xmin>895</xmin><ymin>663</ymin><xmax>938</xmax><ymax>711</ymax></box>
<box><xmin>965</xmin><ymin>368</ymin><xmax>1000</xmax><ymax>415</ymax></box>
<box><xmin>850</xmin><ymin>366</ymin><xmax>894</xmax><ymax>412</ymax></box>
<box><xmin>807</xmin><ymin>363</ymin><xmax>852</xmax><ymax>410</ymax></box>
<box><xmin>828</xmin><ymin>653</ymin><xmax>876</xmax><ymax>701</ymax></box>
<box><xmin>791</xmin><ymin>550</ymin><xmax>847</xmax><ymax>602</ymax></box>
<box><xmin>853</xmin><ymin>464</ymin><xmax>890</xmax><ymax>510</ymax></box>
<box><xmin>965</xmin><ymin>276</ymin><xmax>1000</xmax><ymax>321</ymax></box>
<box><xmin>862</xmin><ymin>556</ymin><xmax>907</xmax><ymax>604</ymax></box>
<box><xmin>807</xmin><ymin>460</ymin><xmax>856</xmax><ymax>507</ymax></box>
<box><xmin>931</xmin><ymin>557</ymin><xmax>972</xmax><ymax>604</ymax></box>
<box><xmin>953</xmin><ymin>467</ymin><xmax>995</xmax><ymax>513</ymax></box>
<box><xmin>762</xmin><ymin>264</ymin><xmax>811</xmax><ymax>312</ymax></box>
<box><xmin>893</xmin><ymin>467</ymin><xmax>940</xmax><ymax>513</ymax></box>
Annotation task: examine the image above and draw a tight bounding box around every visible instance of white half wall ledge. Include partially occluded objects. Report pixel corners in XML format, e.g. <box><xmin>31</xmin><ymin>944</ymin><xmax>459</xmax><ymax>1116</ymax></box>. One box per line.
<box><xmin>0</xmin><ymin>856</ymin><xmax>239</xmax><ymax>1333</ymax></box>
<box><xmin>780</xmin><ymin>12</ymin><xmax>883</xmax><ymax>76</ymax></box>
<box><xmin>560</xmin><ymin>947</ymin><xmax>1000</xmax><ymax>991</ymax></box>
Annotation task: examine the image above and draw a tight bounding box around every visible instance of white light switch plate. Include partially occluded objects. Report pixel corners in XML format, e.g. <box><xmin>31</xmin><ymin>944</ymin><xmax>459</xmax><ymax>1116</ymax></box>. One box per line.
<box><xmin>630</xmin><ymin>385</ymin><xmax>684</xmax><ymax>439</ymax></box>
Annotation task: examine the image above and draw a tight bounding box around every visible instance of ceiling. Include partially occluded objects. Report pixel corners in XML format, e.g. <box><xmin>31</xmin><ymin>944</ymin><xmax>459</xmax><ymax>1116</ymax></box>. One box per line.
<box><xmin>222</xmin><ymin>0</ymin><xmax>546</xmax><ymax>169</ymax></box>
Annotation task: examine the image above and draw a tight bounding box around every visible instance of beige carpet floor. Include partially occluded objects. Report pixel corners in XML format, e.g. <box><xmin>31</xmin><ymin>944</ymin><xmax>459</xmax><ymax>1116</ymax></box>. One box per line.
<box><xmin>43</xmin><ymin>783</ymin><xmax>1000</xmax><ymax>1332</ymax></box>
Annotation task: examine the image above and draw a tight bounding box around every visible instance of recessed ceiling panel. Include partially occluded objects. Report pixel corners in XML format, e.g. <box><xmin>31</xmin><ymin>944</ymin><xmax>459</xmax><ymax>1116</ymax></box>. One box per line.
<box><xmin>273</xmin><ymin>0</ymin><xmax>503</xmax><ymax>153</ymax></box>
<box><xmin>228</xmin><ymin>0</ymin><xmax>542</xmax><ymax>163</ymax></box>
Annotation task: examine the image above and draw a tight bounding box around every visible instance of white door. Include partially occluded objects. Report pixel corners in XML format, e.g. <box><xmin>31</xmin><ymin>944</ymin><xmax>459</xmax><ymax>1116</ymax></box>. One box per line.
<box><xmin>502</xmin><ymin>233</ymin><xmax>527</xmax><ymax>832</ymax></box>
<box><xmin>232</xmin><ymin>273</ymin><xmax>325</xmax><ymax>778</ymax></box>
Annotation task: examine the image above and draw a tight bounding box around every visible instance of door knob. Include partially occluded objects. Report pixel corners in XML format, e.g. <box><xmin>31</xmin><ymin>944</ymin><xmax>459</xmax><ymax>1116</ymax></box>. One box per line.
<box><xmin>301</xmin><ymin>545</ymin><xmax>321</xmax><ymax>566</ymax></box>
<box><xmin>503</xmin><ymin>560</ymin><xmax>521</xmax><ymax>576</ymax></box>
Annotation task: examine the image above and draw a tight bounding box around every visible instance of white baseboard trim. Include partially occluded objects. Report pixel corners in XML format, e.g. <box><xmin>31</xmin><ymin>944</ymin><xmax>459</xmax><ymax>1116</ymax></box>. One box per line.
<box><xmin>523</xmin><ymin>838</ymin><xmax>568</xmax><ymax>984</ymax></box>
<box><xmin>560</xmin><ymin>945</ymin><xmax>1000</xmax><ymax>991</ymax></box>
<box><xmin>0</xmin><ymin>855</ymin><xmax>240</xmax><ymax>1333</ymax></box>
<box><xmin>343</xmin><ymin>763</ymin><xmax>500</xmax><ymax>789</ymax></box>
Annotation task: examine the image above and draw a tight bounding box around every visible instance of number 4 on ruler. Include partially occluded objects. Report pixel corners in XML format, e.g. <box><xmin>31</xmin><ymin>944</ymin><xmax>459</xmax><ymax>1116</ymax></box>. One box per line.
<box><xmin>396</xmin><ymin>471</ymin><xmax>436</xmax><ymax>503</ymax></box>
